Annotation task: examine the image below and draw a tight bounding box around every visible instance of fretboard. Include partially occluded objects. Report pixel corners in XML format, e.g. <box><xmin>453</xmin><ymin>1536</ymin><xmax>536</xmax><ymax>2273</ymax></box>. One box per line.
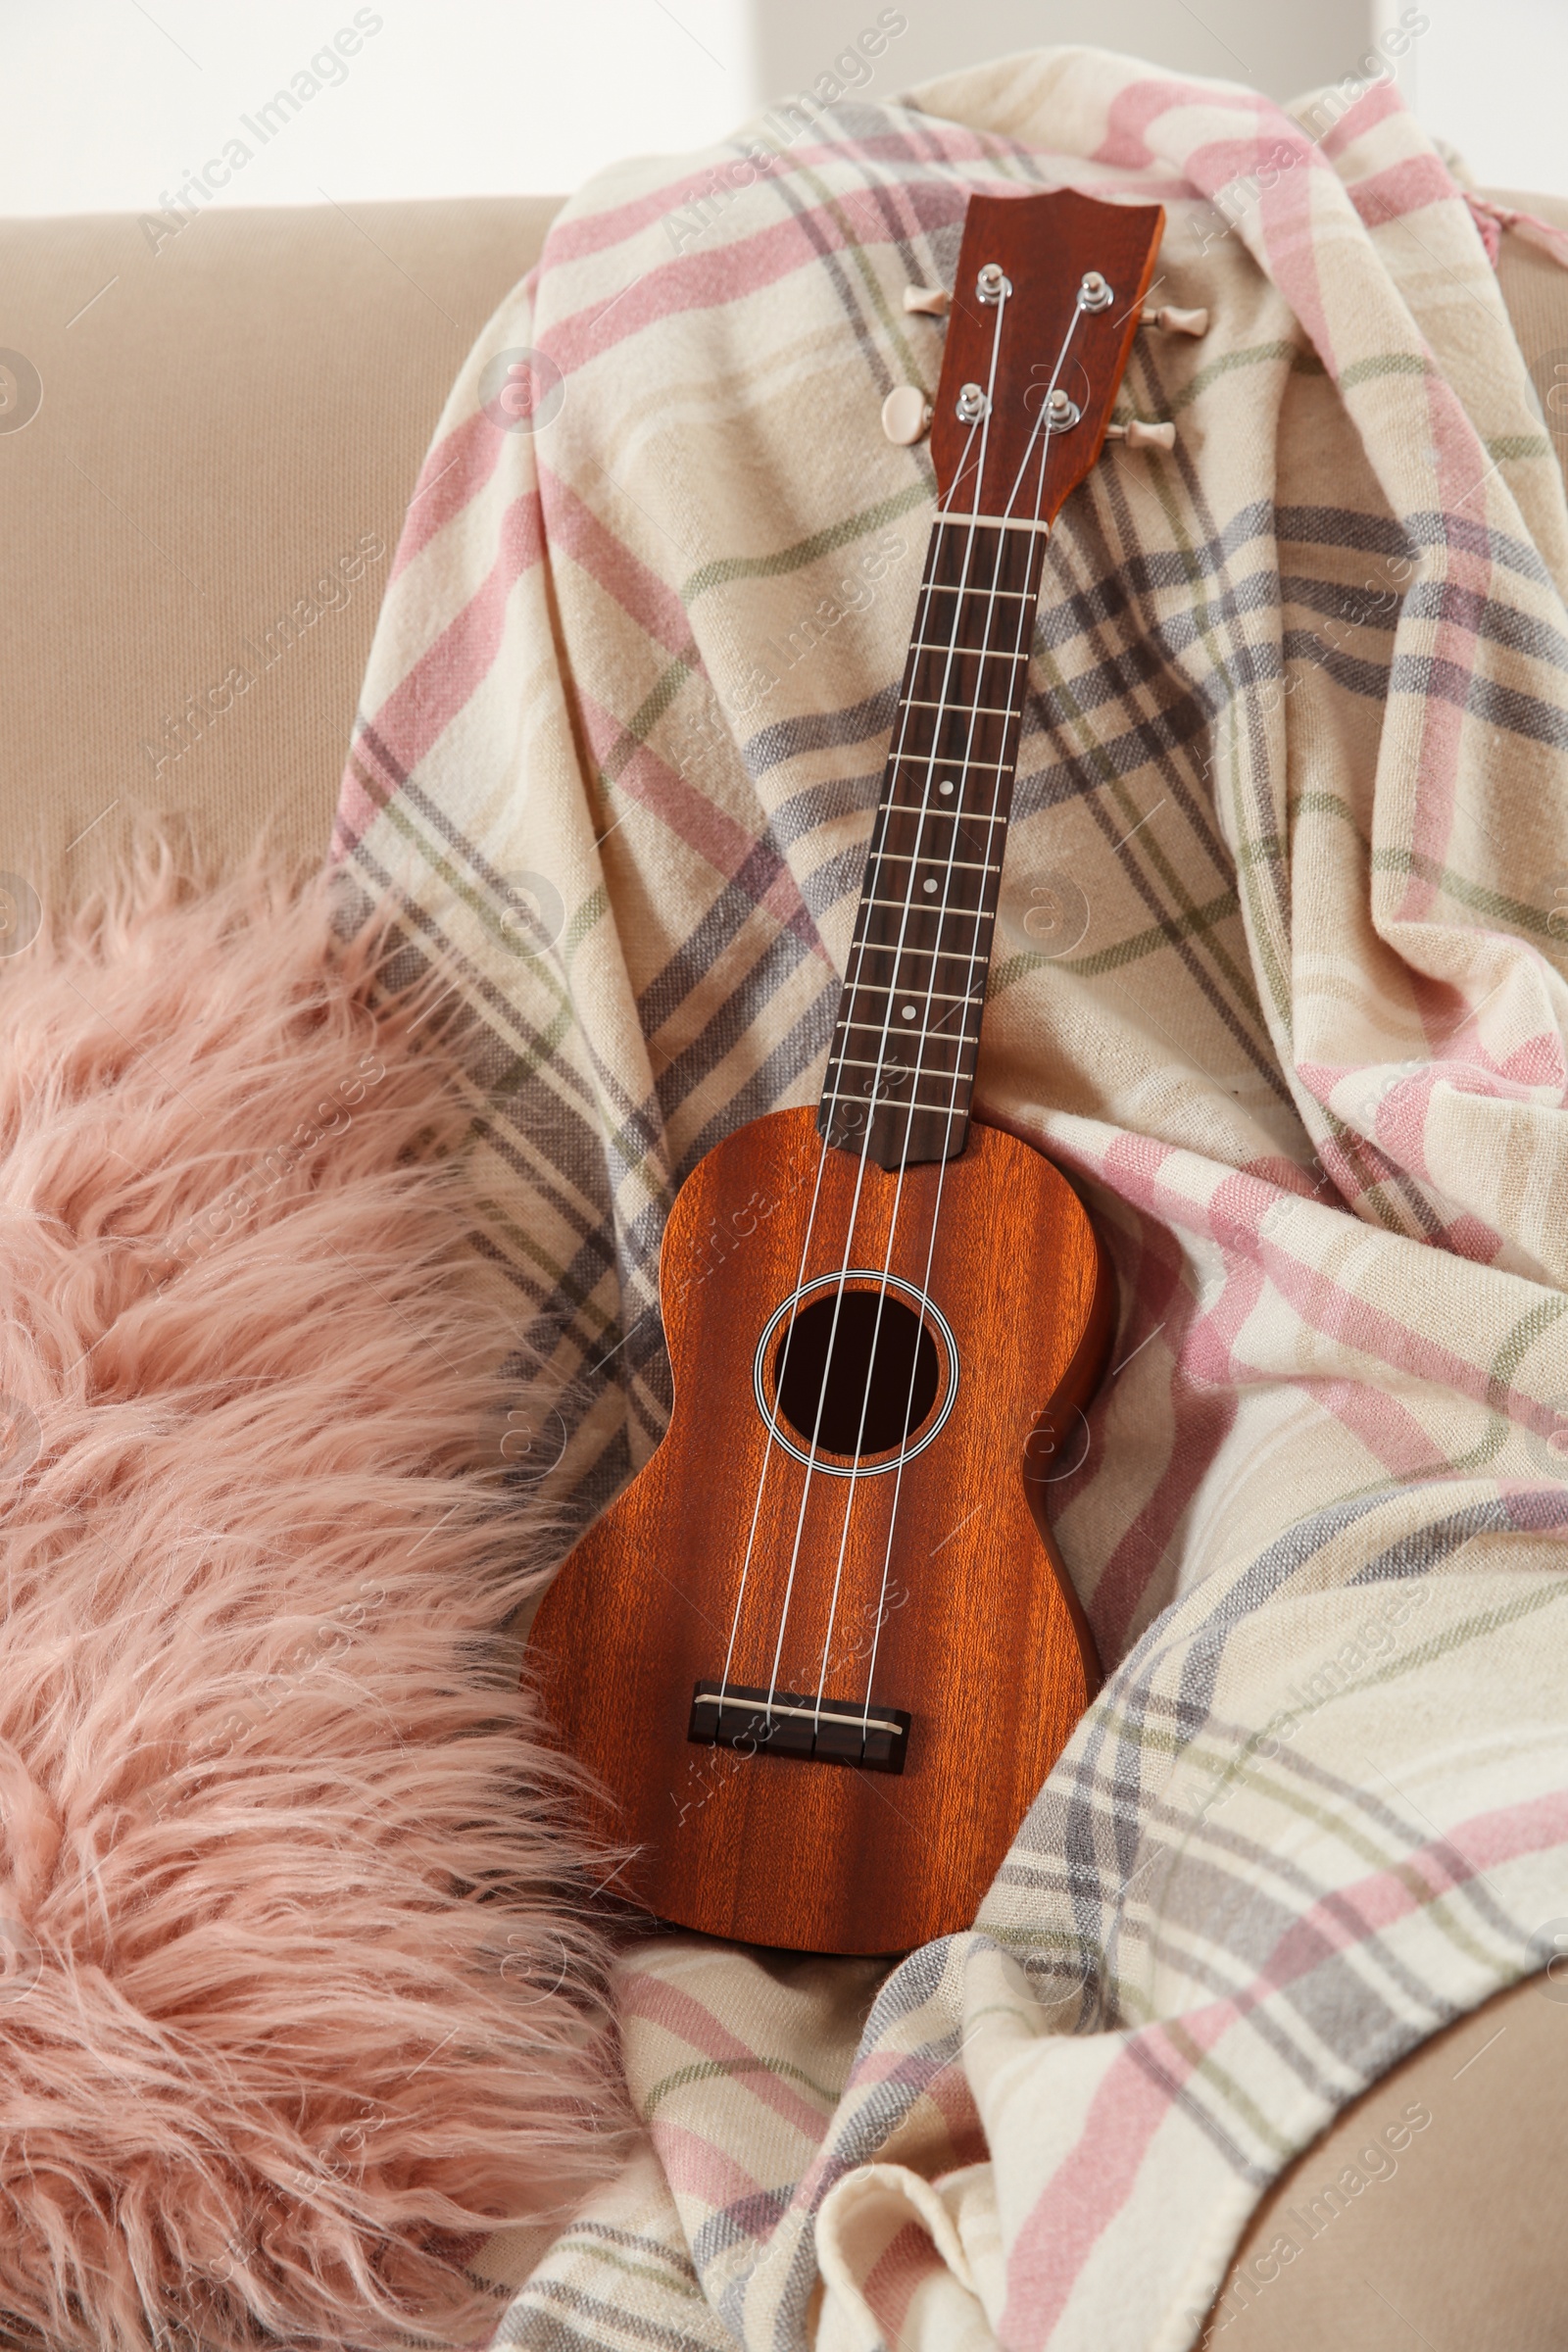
<box><xmin>818</xmin><ymin>513</ymin><xmax>1048</xmax><ymax>1168</ymax></box>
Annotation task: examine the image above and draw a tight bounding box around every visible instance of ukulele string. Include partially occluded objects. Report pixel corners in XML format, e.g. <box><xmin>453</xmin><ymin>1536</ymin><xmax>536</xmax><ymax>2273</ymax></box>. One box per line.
<box><xmin>716</xmin><ymin>401</ymin><xmax>996</xmax><ymax>1721</ymax></box>
<box><xmin>827</xmin><ymin>450</ymin><xmax>1049</xmax><ymax>1719</ymax></box>
<box><xmin>805</xmin><ymin>329</ymin><xmax>1034</xmax><ymax>1718</ymax></box>
<box><xmin>715</xmin><ymin>1123</ymin><xmax>835</xmax><ymax>1714</ymax></box>
<box><xmin>760</xmin><ymin>292</ymin><xmax>1014</xmax><ymax>1718</ymax></box>
<box><xmin>855</xmin><ymin>293</ymin><xmax>1090</xmax><ymax>1734</ymax></box>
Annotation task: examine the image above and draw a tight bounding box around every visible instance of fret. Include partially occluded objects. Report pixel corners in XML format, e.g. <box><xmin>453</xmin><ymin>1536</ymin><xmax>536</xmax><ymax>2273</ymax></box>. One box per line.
<box><xmin>882</xmin><ymin>788</ymin><xmax>1009</xmax><ymax>816</ymax></box>
<box><xmin>913</xmin><ymin>589</ymin><xmax>1033</xmax><ymax>611</ymax></box>
<box><xmin>821</xmin><ymin>462</ymin><xmax>1046</xmax><ymax>1169</ymax></box>
<box><xmin>924</xmin><ymin>536</ymin><xmax>1036</xmax><ymax>576</ymax></box>
<box><xmin>824</xmin><ymin>1082</ymin><xmax>977</xmax><ymax>1114</ymax></box>
<box><xmin>833</xmin><ymin>1059</ymin><xmax>971</xmax><ymax>1088</ymax></box>
<box><xmin>832</xmin><ymin>1061</ymin><xmax>973</xmax><ymax>1085</ymax></box>
<box><xmin>837</xmin><ymin>1003</ymin><xmax>981</xmax><ymax>1035</ymax></box>
<box><xmin>873</xmin><ymin>797</ymin><xmax>1007</xmax><ymax>825</ymax></box>
<box><xmin>907</xmin><ymin>646</ymin><xmax>1031</xmax><ymax>679</ymax></box>
<box><xmin>889</xmin><ymin>705</ymin><xmax>1014</xmax><ymax>737</ymax></box>
<box><xmin>839</xmin><ymin>977</ymin><xmax>979</xmax><ymax>1006</ymax></box>
<box><xmin>899</xmin><ymin>694</ymin><xmax>1026</xmax><ymax>722</ymax></box>
<box><xmin>913</xmin><ymin>612</ymin><xmax>1033</xmax><ymax>659</ymax></box>
<box><xmin>904</xmin><ymin>656</ymin><xmax>1034</xmax><ymax>716</ymax></box>
<box><xmin>882</xmin><ymin>786</ymin><xmax>1010</xmax><ymax>826</ymax></box>
<box><xmin>883</xmin><ymin>738</ymin><xmax>1020</xmax><ymax>766</ymax></box>
<box><xmin>825</xmin><ymin>1079</ymin><xmax>974</xmax><ymax>1112</ymax></box>
<box><xmin>832</xmin><ymin>1015</ymin><xmax>968</xmax><ymax>1044</ymax></box>
<box><xmin>933</xmin><ymin>511</ymin><xmax>1052</xmax><ymax>536</ymax></box>
<box><xmin>903</xmin><ymin>697</ymin><xmax>1015</xmax><ymax>718</ymax></box>
<box><xmin>910</xmin><ymin>637</ymin><xmax>1029</xmax><ymax>657</ymax></box>
<box><xmin>842</xmin><ymin>979</ymin><xmax>984</xmax><ymax>1004</ymax></box>
<box><xmin>836</xmin><ymin>1012</ymin><xmax>973</xmax><ymax>1042</ymax></box>
<box><xmin>862</xmin><ymin>895</ymin><xmax>989</xmax><ymax>917</ymax></box>
<box><xmin>869</xmin><ymin>853</ymin><xmax>1001</xmax><ymax>875</ymax></box>
<box><xmin>836</xmin><ymin>1005</ymin><xmax>976</xmax><ymax>1036</ymax></box>
<box><xmin>887</xmin><ymin>718</ymin><xmax>1017</xmax><ymax>769</ymax></box>
<box><xmin>892</xmin><ymin>692</ymin><xmax>1016</xmax><ymax>727</ymax></box>
<box><xmin>911</xmin><ymin>598</ymin><xmax>1036</xmax><ymax>658</ymax></box>
<box><xmin>839</xmin><ymin>938</ymin><xmax>984</xmax><ymax>960</ymax></box>
<box><xmin>919</xmin><ymin>564</ymin><xmax>1035</xmax><ymax>598</ymax></box>
<box><xmin>833</xmin><ymin>1032</ymin><xmax>976</xmax><ymax>1061</ymax></box>
<box><xmin>883</xmin><ymin>772</ymin><xmax>1010</xmax><ymax>804</ymax></box>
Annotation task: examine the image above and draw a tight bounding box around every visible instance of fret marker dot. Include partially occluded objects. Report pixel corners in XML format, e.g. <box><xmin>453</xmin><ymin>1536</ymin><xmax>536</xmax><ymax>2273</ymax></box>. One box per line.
<box><xmin>922</xmin><ymin>877</ymin><xmax>938</xmax><ymax>894</ymax></box>
<box><xmin>901</xmin><ymin>1004</ymin><xmax>916</xmax><ymax>1020</ymax></box>
<box><xmin>939</xmin><ymin>780</ymin><xmax>955</xmax><ymax>796</ymax></box>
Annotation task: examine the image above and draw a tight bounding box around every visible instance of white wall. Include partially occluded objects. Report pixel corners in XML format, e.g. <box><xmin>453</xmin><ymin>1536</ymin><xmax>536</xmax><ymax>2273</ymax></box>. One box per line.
<box><xmin>0</xmin><ymin>0</ymin><xmax>1560</xmax><ymax>219</ymax></box>
<box><xmin>1396</xmin><ymin>0</ymin><xmax>1568</xmax><ymax>192</ymax></box>
<box><xmin>757</xmin><ymin>0</ymin><xmax>1370</xmax><ymax>109</ymax></box>
<box><xmin>0</xmin><ymin>0</ymin><xmax>757</xmax><ymax>215</ymax></box>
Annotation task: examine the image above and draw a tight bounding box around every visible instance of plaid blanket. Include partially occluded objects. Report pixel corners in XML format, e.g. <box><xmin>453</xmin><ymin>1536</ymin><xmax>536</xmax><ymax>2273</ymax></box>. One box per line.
<box><xmin>333</xmin><ymin>45</ymin><xmax>1568</xmax><ymax>2352</ymax></box>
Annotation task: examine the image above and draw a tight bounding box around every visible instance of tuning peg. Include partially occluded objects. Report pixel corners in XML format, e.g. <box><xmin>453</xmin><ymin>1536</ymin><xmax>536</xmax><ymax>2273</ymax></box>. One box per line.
<box><xmin>903</xmin><ymin>284</ymin><xmax>951</xmax><ymax>317</ymax></box>
<box><xmin>1142</xmin><ymin>304</ymin><xmax>1209</xmax><ymax>337</ymax></box>
<box><xmin>881</xmin><ymin>385</ymin><xmax>933</xmax><ymax>445</ymax></box>
<box><xmin>1105</xmin><ymin>418</ymin><xmax>1176</xmax><ymax>452</ymax></box>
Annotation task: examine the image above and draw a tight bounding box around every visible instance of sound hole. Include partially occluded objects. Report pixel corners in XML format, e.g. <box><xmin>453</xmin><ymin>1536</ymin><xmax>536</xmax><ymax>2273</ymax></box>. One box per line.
<box><xmin>773</xmin><ymin>1290</ymin><xmax>940</xmax><ymax>1457</ymax></box>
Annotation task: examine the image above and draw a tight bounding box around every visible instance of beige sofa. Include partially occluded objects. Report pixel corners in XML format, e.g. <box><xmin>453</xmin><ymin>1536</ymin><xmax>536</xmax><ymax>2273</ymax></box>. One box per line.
<box><xmin>3</xmin><ymin>187</ymin><xmax>1566</xmax><ymax>2347</ymax></box>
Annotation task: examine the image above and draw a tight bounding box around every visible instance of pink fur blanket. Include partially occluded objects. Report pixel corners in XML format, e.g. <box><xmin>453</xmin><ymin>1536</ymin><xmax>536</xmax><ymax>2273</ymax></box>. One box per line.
<box><xmin>0</xmin><ymin>847</ymin><xmax>625</xmax><ymax>2348</ymax></box>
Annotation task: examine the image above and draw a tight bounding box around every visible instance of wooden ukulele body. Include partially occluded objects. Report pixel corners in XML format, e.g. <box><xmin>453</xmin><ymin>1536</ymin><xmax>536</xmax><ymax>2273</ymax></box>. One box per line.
<box><xmin>528</xmin><ymin>1106</ymin><xmax>1110</xmax><ymax>1955</ymax></box>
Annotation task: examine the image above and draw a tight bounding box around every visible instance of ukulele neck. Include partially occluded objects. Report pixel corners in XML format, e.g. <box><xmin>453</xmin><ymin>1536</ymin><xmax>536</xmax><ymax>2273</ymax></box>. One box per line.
<box><xmin>818</xmin><ymin>511</ymin><xmax>1049</xmax><ymax>1170</ymax></box>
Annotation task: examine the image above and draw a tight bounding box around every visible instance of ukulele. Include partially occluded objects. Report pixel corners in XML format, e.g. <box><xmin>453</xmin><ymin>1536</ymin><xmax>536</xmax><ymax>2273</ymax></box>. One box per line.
<box><xmin>530</xmin><ymin>184</ymin><xmax>1168</xmax><ymax>1956</ymax></box>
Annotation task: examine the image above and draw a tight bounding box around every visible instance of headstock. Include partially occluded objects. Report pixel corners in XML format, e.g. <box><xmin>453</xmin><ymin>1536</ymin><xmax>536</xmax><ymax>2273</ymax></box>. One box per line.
<box><xmin>924</xmin><ymin>186</ymin><xmax>1166</xmax><ymax>529</ymax></box>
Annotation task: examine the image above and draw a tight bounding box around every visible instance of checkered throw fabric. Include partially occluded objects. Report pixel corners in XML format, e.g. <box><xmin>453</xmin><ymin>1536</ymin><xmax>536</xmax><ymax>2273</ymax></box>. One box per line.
<box><xmin>334</xmin><ymin>46</ymin><xmax>1568</xmax><ymax>2352</ymax></box>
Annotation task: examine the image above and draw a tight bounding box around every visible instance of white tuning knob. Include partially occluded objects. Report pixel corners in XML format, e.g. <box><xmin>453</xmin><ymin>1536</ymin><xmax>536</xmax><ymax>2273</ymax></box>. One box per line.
<box><xmin>1142</xmin><ymin>304</ymin><xmax>1209</xmax><ymax>336</ymax></box>
<box><xmin>1105</xmin><ymin>418</ymin><xmax>1176</xmax><ymax>452</ymax></box>
<box><xmin>903</xmin><ymin>284</ymin><xmax>951</xmax><ymax>316</ymax></box>
<box><xmin>881</xmin><ymin>385</ymin><xmax>934</xmax><ymax>446</ymax></box>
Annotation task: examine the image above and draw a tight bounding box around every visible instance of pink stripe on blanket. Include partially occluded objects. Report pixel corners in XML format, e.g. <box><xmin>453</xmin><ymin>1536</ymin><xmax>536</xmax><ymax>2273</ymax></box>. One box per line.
<box><xmin>546</xmin><ymin>187</ymin><xmax>970</xmax><ymax>377</ymax></box>
<box><xmin>1304</xmin><ymin>1373</ymin><xmax>1469</xmax><ymax>1477</ymax></box>
<box><xmin>999</xmin><ymin>2016</ymin><xmax>1220</xmax><ymax>2347</ymax></box>
<box><xmin>1304</xmin><ymin>1051</ymin><xmax>1567</xmax><ymax>1189</ymax></box>
<box><xmin>385</xmin><ymin>269</ymin><xmax>545</xmax><ymax>585</ymax></box>
<box><xmin>1088</xmin><ymin>1396</ymin><xmax>1238</xmax><ymax>1659</ymax></box>
<box><xmin>1253</xmin><ymin>1216</ymin><xmax>1501</xmax><ymax>1399</ymax></box>
<box><xmin>390</xmin><ymin>268</ymin><xmax>544</xmax><ymax>582</ymax></box>
<box><xmin>336</xmin><ymin>492</ymin><xmax>545</xmax><ymax>850</ymax></box>
<box><xmin>1184</xmin><ymin>128</ymin><xmax>1336</xmax><ymax>368</ymax></box>
<box><xmin>579</xmin><ymin>696</ymin><xmax>829</xmax><ymax>959</ymax></box>
<box><xmin>1173</xmin><ymin>1187</ymin><xmax>1480</xmax><ymax>1478</ymax></box>
<box><xmin>644</xmin><ymin>2114</ymin><xmax>772</xmax><ymax>2215</ymax></box>
<box><xmin>1264</xmin><ymin>1788</ymin><xmax>1568</xmax><ymax>1974</ymax></box>
<box><xmin>860</xmin><ymin>2220</ymin><xmax>948</xmax><ymax>2343</ymax></box>
<box><xmin>1002</xmin><ymin>1785</ymin><xmax>1568</xmax><ymax>2343</ymax></box>
<box><xmin>1315</xmin><ymin>74</ymin><xmax>1405</xmax><ymax>161</ymax></box>
<box><xmin>540</xmin><ymin>466</ymin><xmax>697</xmax><ymax>656</ymax></box>
<box><xmin>1348</xmin><ymin>152</ymin><xmax>1463</xmax><ymax>232</ymax></box>
<box><xmin>620</xmin><ymin>1966</ymin><xmax>839</xmax><ymax>2143</ymax></box>
<box><xmin>392</xmin><ymin>412</ymin><xmax>508</xmax><ymax>586</ymax></box>
<box><xmin>1406</xmin><ymin>391</ymin><xmax>1518</xmax><ymax>930</ymax></box>
<box><xmin>537</xmin><ymin>121</ymin><xmax>1057</xmax><ymax>273</ymax></box>
<box><xmin>1167</xmin><ymin>1236</ymin><xmax>1456</xmax><ymax>1484</ymax></box>
<box><xmin>1102</xmin><ymin>1137</ymin><xmax>1518</xmax><ymax>1412</ymax></box>
<box><xmin>1092</xmin><ymin>76</ymin><xmax>1264</xmax><ymax>172</ymax></box>
<box><xmin>1075</xmin><ymin>1198</ymin><xmax>1239</xmax><ymax>1654</ymax></box>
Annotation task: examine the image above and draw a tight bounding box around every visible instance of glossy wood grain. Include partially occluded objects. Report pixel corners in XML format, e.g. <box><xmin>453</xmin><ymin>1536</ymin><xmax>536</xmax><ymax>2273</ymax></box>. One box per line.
<box><xmin>528</xmin><ymin>186</ymin><xmax>1160</xmax><ymax>1954</ymax></box>
<box><xmin>528</xmin><ymin>1109</ymin><xmax>1111</xmax><ymax>1954</ymax></box>
<box><xmin>926</xmin><ymin>184</ymin><xmax>1165</xmax><ymax>518</ymax></box>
